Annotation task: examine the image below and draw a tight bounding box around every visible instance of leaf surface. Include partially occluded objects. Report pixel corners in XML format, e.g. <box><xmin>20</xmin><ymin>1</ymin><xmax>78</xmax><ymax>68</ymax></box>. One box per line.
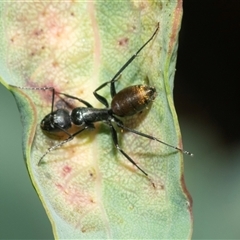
<box><xmin>0</xmin><ymin>1</ymin><xmax>192</xmax><ymax>239</ymax></box>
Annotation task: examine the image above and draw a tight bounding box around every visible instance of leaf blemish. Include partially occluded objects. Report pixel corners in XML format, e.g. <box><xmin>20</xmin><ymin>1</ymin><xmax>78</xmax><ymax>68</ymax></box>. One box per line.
<box><xmin>62</xmin><ymin>165</ymin><xmax>72</xmax><ymax>177</ymax></box>
<box><xmin>118</xmin><ymin>37</ymin><xmax>129</xmax><ymax>47</ymax></box>
<box><xmin>55</xmin><ymin>183</ymin><xmax>65</xmax><ymax>192</ymax></box>
<box><xmin>33</xmin><ymin>28</ymin><xmax>44</xmax><ymax>37</ymax></box>
<box><xmin>52</xmin><ymin>60</ymin><xmax>59</xmax><ymax>68</ymax></box>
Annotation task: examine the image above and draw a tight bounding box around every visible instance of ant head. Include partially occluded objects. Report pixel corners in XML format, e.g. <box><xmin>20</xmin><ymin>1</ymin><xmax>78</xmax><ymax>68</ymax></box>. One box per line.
<box><xmin>41</xmin><ymin>109</ymin><xmax>72</xmax><ymax>133</ymax></box>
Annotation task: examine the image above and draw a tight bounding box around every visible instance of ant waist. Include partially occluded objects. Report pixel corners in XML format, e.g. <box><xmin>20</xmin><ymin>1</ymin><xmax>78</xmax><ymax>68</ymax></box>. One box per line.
<box><xmin>71</xmin><ymin>107</ymin><xmax>112</xmax><ymax>125</ymax></box>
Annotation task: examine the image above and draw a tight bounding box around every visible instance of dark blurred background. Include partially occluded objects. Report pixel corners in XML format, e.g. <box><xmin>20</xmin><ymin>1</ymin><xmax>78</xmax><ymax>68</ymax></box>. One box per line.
<box><xmin>175</xmin><ymin>0</ymin><xmax>240</xmax><ymax>239</ymax></box>
<box><xmin>1</xmin><ymin>0</ymin><xmax>240</xmax><ymax>239</ymax></box>
<box><xmin>176</xmin><ymin>0</ymin><xmax>240</xmax><ymax>145</ymax></box>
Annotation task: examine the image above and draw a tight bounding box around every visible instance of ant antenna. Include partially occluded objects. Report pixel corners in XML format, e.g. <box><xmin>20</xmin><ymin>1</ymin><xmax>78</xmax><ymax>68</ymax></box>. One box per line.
<box><xmin>9</xmin><ymin>85</ymin><xmax>54</xmax><ymax>91</ymax></box>
<box><xmin>10</xmin><ymin>85</ymin><xmax>56</xmax><ymax>121</ymax></box>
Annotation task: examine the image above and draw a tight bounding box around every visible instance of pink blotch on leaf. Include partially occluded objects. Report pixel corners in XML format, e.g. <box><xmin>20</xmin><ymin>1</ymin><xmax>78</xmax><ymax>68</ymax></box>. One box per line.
<box><xmin>62</xmin><ymin>165</ymin><xmax>72</xmax><ymax>177</ymax></box>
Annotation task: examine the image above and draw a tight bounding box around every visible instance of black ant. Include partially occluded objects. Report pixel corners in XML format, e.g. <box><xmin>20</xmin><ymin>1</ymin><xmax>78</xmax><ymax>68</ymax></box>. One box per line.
<box><xmin>14</xmin><ymin>23</ymin><xmax>193</xmax><ymax>182</ymax></box>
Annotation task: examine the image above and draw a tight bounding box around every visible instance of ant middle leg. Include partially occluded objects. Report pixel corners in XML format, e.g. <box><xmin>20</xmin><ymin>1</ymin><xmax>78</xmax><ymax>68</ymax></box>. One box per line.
<box><xmin>57</xmin><ymin>92</ymin><xmax>93</xmax><ymax>108</ymax></box>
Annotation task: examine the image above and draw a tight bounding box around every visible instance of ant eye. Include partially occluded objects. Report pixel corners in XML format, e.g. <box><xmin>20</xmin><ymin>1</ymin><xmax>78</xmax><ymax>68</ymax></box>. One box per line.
<box><xmin>40</xmin><ymin>114</ymin><xmax>54</xmax><ymax>132</ymax></box>
<box><xmin>40</xmin><ymin>119</ymin><xmax>45</xmax><ymax>128</ymax></box>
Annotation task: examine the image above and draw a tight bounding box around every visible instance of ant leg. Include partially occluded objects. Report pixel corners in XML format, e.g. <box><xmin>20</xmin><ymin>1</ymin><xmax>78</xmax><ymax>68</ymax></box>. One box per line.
<box><xmin>110</xmin><ymin>75</ymin><xmax>121</xmax><ymax>98</ymax></box>
<box><xmin>38</xmin><ymin>124</ymin><xmax>95</xmax><ymax>165</ymax></box>
<box><xmin>115</xmin><ymin>121</ymin><xmax>193</xmax><ymax>157</ymax></box>
<box><xmin>93</xmin><ymin>83</ymin><xmax>110</xmax><ymax>108</ymax></box>
<box><xmin>93</xmin><ymin>75</ymin><xmax>122</xmax><ymax>107</ymax></box>
<box><xmin>108</xmin><ymin>122</ymin><xmax>149</xmax><ymax>177</ymax></box>
<box><xmin>108</xmin><ymin>23</ymin><xmax>159</xmax><ymax>85</ymax></box>
<box><xmin>57</xmin><ymin>92</ymin><xmax>93</xmax><ymax>108</ymax></box>
<box><xmin>93</xmin><ymin>23</ymin><xmax>159</xmax><ymax>105</ymax></box>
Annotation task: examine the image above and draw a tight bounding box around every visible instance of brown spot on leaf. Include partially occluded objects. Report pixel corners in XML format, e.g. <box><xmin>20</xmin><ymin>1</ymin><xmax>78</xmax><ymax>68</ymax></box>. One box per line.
<box><xmin>181</xmin><ymin>174</ymin><xmax>193</xmax><ymax>210</ymax></box>
<box><xmin>118</xmin><ymin>37</ymin><xmax>129</xmax><ymax>47</ymax></box>
<box><xmin>30</xmin><ymin>51</ymin><xmax>36</xmax><ymax>57</ymax></box>
<box><xmin>33</xmin><ymin>28</ymin><xmax>43</xmax><ymax>37</ymax></box>
<box><xmin>52</xmin><ymin>60</ymin><xmax>59</xmax><ymax>68</ymax></box>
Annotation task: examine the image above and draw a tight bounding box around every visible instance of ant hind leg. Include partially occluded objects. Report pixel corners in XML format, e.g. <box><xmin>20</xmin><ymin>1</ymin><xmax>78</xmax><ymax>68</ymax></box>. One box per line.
<box><xmin>109</xmin><ymin>122</ymin><xmax>150</xmax><ymax>178</ymax></box>
<box><xmin>108</xmin><ymin>122</ymin><xmax>155</xmax><ymax>187</ymax></box>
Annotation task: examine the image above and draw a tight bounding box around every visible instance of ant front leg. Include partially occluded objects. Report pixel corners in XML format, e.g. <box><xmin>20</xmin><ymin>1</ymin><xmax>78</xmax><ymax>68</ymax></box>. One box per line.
<box><xmin>38</xmin><ymin>123</ymin><xmax>95</xmax><ymax>166</ymax></box>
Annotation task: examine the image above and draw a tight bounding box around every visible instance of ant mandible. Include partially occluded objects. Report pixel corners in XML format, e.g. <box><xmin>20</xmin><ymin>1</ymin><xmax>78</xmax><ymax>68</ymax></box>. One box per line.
<box><xmin>16</xmin><ymin>23</ymin><xmax>193</xmax><ymax>181</ymax></box>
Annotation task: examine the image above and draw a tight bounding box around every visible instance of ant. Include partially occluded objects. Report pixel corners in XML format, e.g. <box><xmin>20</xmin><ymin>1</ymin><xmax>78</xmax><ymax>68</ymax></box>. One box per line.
<box><xmin>14</xmin><ymin>23</ymin><xmax>193</xmax><ymax>182</ymax></box>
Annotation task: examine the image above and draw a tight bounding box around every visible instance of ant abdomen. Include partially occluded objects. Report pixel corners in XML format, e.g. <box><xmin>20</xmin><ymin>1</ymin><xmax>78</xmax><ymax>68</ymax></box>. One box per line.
<box><xmin>111</xmin><ymin>85</ymin><xmax>157</xmax><ymax>117</ymax></box>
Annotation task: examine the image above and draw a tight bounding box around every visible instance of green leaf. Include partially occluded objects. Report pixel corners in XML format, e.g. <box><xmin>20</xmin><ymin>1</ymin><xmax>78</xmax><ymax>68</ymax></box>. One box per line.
<box><xmin>0</xmin><ymin>1</ymin><xmax>192</xmax><ymax>239</ymax></box>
